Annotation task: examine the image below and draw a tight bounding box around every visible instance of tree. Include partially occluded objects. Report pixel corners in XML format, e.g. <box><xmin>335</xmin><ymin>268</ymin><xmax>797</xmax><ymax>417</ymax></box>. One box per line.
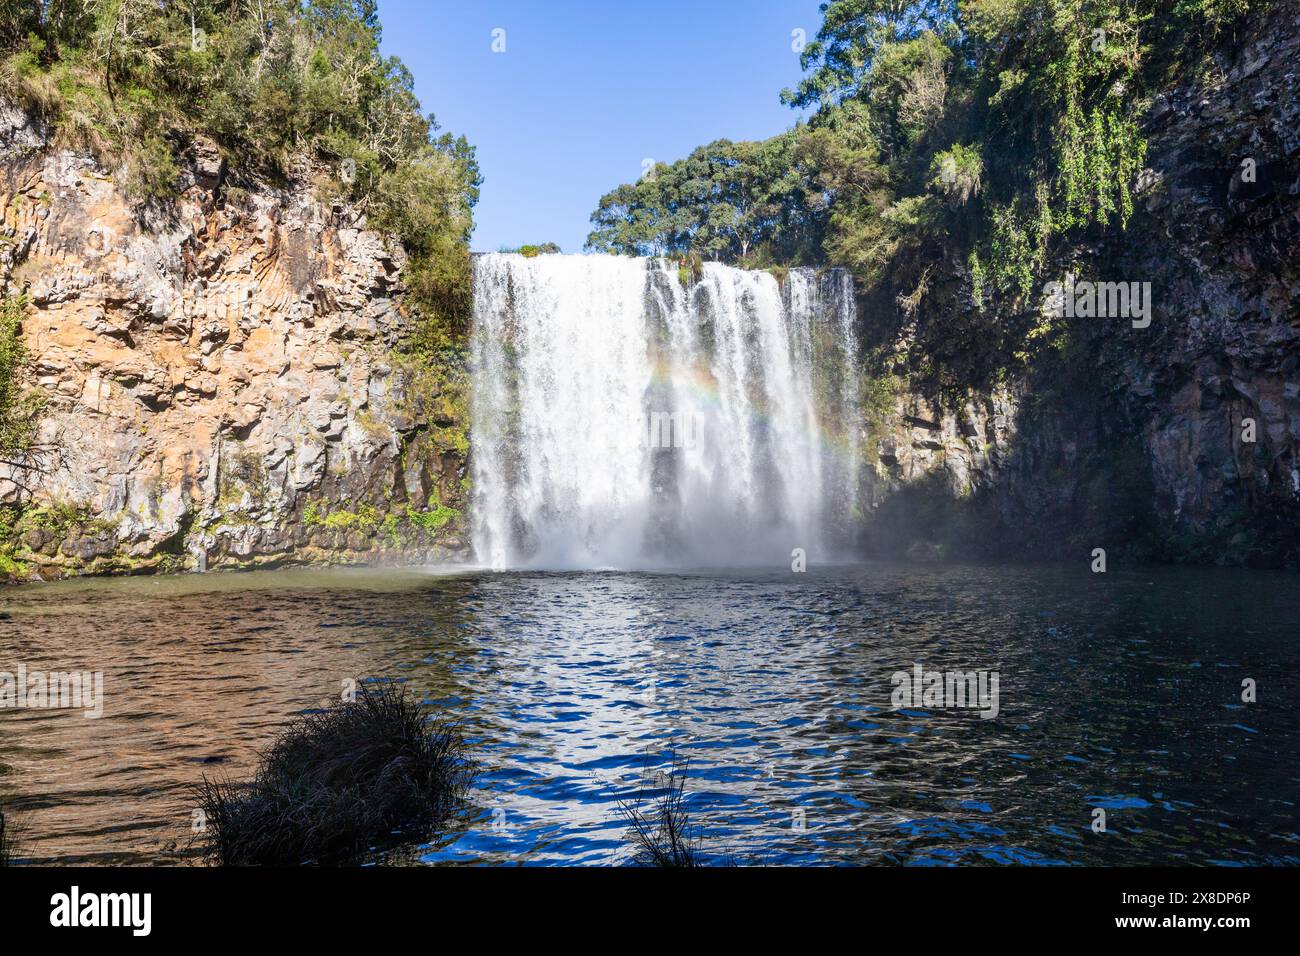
<box><xmin>585</xmin><ymin>136</ymin><xmax>823</xmax><ymax>264</ymax></box>
<box><xmin>780</xmin><ymin>0</ymin><xmax>960</xmax><ymax>111</ymax></box>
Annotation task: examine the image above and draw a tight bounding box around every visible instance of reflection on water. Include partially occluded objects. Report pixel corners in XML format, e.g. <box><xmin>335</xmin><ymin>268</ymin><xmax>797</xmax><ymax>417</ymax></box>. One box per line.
<box><xmin>1</xmin><ymin>562</ymin><xmax>1297</xmax><ymax>865</ymax></box>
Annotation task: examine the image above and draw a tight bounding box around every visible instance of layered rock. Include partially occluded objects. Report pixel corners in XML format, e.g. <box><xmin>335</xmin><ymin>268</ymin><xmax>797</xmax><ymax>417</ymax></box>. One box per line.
<box><xmin>0</xmin><ymin>112</ymin><xmax>469</xmax><ymax>580</ymax></box>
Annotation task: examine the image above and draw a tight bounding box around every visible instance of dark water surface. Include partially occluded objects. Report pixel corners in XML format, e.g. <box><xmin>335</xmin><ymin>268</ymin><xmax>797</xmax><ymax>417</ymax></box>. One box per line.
<box><xmin>1</xmin><ymin>562</ymin><xmax>1297</xmax><ymax>866</ymax></box>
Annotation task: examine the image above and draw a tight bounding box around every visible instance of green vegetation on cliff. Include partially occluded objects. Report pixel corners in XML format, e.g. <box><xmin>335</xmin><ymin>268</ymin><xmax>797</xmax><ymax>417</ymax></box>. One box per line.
<box><xmin>0</xmin><ymin>0</ymin><xmax>480</xmax><ymax>339</ymax></box>
<box><xmin>304</xmin><ymin>498</ymin><xmax>459</xmax><ymax>546</ymax></box>
<box><xmin>500</xmin><ymin>242</ymin><xmax>562</xmax><ymax>257</ymax></box>
<box><xmin>0</xmin><ymin>295</ymin><xmax>42</xmax><ymax>465</ymax></box>
<box><xmin>586</xmin><ymin>0</ymin><xmax>1257</xmax><ymax>392</ymax></box>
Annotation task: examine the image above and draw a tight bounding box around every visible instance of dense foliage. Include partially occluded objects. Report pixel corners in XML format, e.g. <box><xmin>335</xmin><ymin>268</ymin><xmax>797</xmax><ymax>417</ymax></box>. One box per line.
<box><xmin>586</xmin><ymin>135</ymin><xmax>824</xmax><ymax>265</ymax></box>
<box><xmin>586</xmin><ymin>0</ymin><xmax>1258</xmax><ymax>390</ymax></box>
<box><xmin>0</xmin><ymin>295</ymin><xmax>42</xmax><ymax>464</ymax></box>
<box><xmin>0</xmin><ymin>0</ymin><xmax>480</xmax><ymax>342</ymax></box>
<box><xmin>500</xmin><ymin>242</ymin><xmax>562</xmax><ymax>256</ymax></box>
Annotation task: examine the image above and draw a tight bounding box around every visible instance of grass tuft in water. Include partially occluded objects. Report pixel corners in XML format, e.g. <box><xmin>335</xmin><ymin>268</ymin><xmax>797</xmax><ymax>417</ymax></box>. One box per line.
<box><xmin>617</xmin><ymin>755</ymin><xmax>702</xmax><ymax>867</ymax></box>
<box><xmin>193</xmin><ymin>685</ymin><xmax>472</xmax><ymax>866</ymax></box>
<box><xmin>0</xmin><ymin>806</ymin><xmax>19</xmax><ymax>866</ymax></box>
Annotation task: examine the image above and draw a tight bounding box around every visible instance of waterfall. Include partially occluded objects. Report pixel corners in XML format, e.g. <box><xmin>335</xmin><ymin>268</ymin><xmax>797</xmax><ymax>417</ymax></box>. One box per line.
<box><xmin>470</xmin><ymin>253</ymin><xmax>861</xmax><ymax>570</ymax></box>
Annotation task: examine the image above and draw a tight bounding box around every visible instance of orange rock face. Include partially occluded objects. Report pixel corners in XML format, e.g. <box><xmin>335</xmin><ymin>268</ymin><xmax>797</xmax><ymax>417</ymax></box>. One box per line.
<box><xmin>0</xmin><ymin>119</ymin><xmax>468</xmax><ymax>580</ymax></box>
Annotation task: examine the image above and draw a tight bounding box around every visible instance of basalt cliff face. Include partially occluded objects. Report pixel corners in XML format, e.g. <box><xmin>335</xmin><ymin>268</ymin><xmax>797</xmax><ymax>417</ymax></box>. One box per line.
<box><xmin>0</xmin><ymin>108</ymin><xmax>469</xmax><ymax>581</ymax></box>
<box><xmin>853</xmin><ymin>11</ymin><xmax>1300</xmax><ymax>569</ymax></box>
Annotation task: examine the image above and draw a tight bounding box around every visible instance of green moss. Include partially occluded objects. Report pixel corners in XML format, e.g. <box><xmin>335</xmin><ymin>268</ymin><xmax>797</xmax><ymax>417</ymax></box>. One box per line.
<box><xmin>1</xmin><ymin>295</ymin><xmax>43</xmax><ymax>460</ymax></box>
<box><xmin>407</xmin><ymin>505</ymin><xmax>459</xmax><ymax>533</ymax></box>
<box><xmin>303</xmin><ymin>499</ymin><xmax>460</xmax><ymax>548</ymax></box>
<box><xmin>0</xmin><ymin>552</ymin><xmax>28</xmax><ymax>577</ymax></box>
<box><xmin>0</xmin><ymin>499</ymin><xmax>123</xmax><ymax>580</ymax></box>
<box><xmin>389</xmin><ymin>347</ymin><xmax>471</xmax><ymax>460</ymax></box>
<box><xmin>861</xmin><ymin>372</ymin><xmax>903</xmax><ymax>432</ymax></box>
<box><xmin>304</xmin><ymin>501</ymin><xmax>380</xmax><ymax>534</ymax></box>
<box><xmin>968</xmin><ymin>249</ymin><xmax>985</xmax><ymax>309</ymax></box>
<box><xmin>432</xmin><ymin>423</ymin><xmax>469</xmax><ymax>457</ymax></box>
<box><xmin>355</xmin><ymin>407</ymin><xmax>391</xmax><ymax>439</ymax></box>
<box><xmin>321</xmin><ymin>503</ymin><xmax>379</xmax><ymax>533</ymax></box>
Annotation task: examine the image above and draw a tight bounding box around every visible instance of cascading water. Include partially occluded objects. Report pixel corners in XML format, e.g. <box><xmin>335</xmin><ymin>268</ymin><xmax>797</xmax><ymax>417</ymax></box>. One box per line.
<box><xmin>470</xmin><ymin>253</ymin><xmax>861</xmax><ymax>570</ymax></box>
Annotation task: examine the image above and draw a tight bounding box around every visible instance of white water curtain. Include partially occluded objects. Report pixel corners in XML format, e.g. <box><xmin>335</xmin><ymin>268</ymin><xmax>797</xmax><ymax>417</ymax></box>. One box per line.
<box><xmin>471</xmin><ymin>254</ymin><xmax>860</xmax><ymax>570</ymax></box>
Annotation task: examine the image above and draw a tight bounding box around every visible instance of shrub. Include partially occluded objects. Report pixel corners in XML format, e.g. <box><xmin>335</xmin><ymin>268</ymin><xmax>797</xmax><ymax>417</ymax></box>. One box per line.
<box><xmin>0</xmin><ymin>295</ymin><xmax>43</xmax><ymax>462</ymax></box>
<box><xmin>193</xmin><ymin>685</ymin><xmax>473</xmax><ymax>866</ymax></box>
<box><xmin>406</xmin><ymin>505</ymin><xmax>458</xmax><ymax>533</ymax></box>
<box><xmin>0</xmin><ymin>805</ymin><xmax>19</xmax><ymax>866</ymax></box>
<box><xmin>617</xmin><ymin>755</ymin><xmax>701</xmax><ymax>867</ymax></box>
<box><xmin>930</xmin><ymin>144</ymin><xmax>983</xmax><ymax>205</ymax></box>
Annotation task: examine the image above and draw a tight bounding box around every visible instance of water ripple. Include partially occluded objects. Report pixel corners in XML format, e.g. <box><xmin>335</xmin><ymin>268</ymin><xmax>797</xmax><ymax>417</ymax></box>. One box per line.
<box><xmin>1</xmin><ymin>562</ymin><xmax>1297</xmax><ymax>865</ymax></box>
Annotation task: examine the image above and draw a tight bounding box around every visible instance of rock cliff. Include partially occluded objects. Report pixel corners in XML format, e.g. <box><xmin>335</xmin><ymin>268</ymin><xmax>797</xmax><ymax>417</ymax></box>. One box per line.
<box><xmin>0</xmin><ymin>108</ymin><xmax>469</xmax><ymax>580</ymax></box>
<box><xmin>854</xmin><ymin>9</ymin><xmax>1299</xmax><ymax>568</ymax></box>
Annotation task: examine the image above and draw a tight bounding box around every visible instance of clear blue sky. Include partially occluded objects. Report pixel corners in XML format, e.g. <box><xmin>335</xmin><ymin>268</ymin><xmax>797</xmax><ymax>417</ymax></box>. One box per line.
<box><xmin>377</xmin><ymin>0</ymin><xmax>824</xmax><ymax>253</ymax></box>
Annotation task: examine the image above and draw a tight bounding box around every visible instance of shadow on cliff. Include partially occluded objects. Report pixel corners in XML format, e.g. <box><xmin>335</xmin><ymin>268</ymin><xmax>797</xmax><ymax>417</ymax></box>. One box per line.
<box><xmin>858</xmin><ymin>374</ymin><xmax>1300</xmax><ymax>569</ymax></box>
